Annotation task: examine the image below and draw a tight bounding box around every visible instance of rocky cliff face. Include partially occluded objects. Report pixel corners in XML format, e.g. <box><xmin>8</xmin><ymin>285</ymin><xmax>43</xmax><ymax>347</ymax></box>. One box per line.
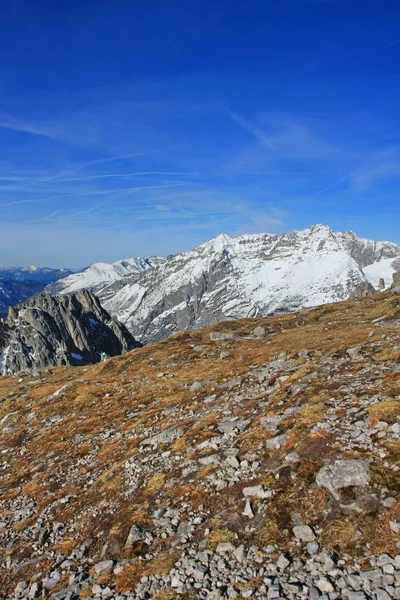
<box><xmin>0</xmin><ymin>289</ymin><xmax>140</xmax><ymax>375</ymax></box>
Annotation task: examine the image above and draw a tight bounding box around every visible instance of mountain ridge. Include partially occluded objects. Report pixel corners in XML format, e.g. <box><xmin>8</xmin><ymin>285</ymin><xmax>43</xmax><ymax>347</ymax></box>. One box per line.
<box><xmin>46</xmin><ymin>224</ymin><xmax>400</xmax><ymax>343</ymax></box>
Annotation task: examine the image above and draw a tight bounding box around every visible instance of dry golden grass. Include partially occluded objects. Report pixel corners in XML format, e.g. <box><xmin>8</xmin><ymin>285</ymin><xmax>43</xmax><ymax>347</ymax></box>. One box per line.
<box><xmin>190</xmin><ymin>412</ymin><xmax>221</xmax><ymax>434</ymax></box>
<box><xmin>238</xmin><ymin>426</ymin><xmax>269</xmax><ymax>452</ymax></box>
<box><xmin>374</xmin><ymin>349</ymin><xmax>400</xmax><ymax>363</ymax></box>
<box><xmin>95</xmin><ymin>571</ymin><xmax>114</xmax><ymax>586</ymax></box>
<box><xmin>12</xmin><ymin>516</ymin><xmax>36</xmax><ymax>532</ymax></box>
<box><xmin>152</xmin><ymin>591</ymin><xmax>178</xmax><ymax>600</ymax></box>
<box><xmin>369</xmin><ymin>400</ymin><xmax>400</xmax><ymax>426</ymax></box>
<box><xmin>115</xmin><ymin>552</ymin><xmax>179</xmax><ymax>593</ymax></box>
<box><xmin>367</xmin><ymin>296</ymin><xmax>400</xmax><ymax>320</ymax></box>
<box><xmin>320</xmin><ymin>517</ymin><xmax>361</xmax><ymax>553</ymax></box>
<box><xmin>77</xmin><ymin>585</ymin><xmax>93</xmax><ymax>600</ymax></box>
<box><xmin>144</xmin><ymin>474</ymin><xmax>165</xmax><ymax>496</ymax></box>
<box><xmin>171</xmin><ymin>436</ymin><xmax>189</xmax><ymax>454</ymax></box>
<box><xmin>287</xmin><ymin>404</ymin><xmax>327</xmax><ymax>436</ymax></box>
<box><xmin>207</xmin><ymin>528</ymin><xmax>236</xmax><ymax>548</ymax></box>
<box><xmin>142</xmin><ymin>552</ymin><xmax>179</xmax><ymax>577</ymax></box>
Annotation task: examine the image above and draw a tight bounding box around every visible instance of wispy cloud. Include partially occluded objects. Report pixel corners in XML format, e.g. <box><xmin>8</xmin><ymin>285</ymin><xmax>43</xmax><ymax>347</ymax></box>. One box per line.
<box><xmin>0</xmin><ymin>118</ymin><xmax>59</xmax><ymax>141</ymax></box>
<box><xmin>350</xmin><ymin>160</ymin><xmax>400</xmax><ymax>191</ymax></box>
<box><xmin>381</xmin><ymin>37</ymin><xmax>400</xmax><ymax>50</ymax></box>
<box><xmin>78</xmin><ymin>152</ymin><xmax>146</xmax><ymax>170</ymax></box>
<box><xmin>228</xmin><ymin>111</ymin><xmax>276</xmax><ymax>151</ymax></box>
<box><xmin>50</xmin><ymin>171</ymin><xmax>200</xmax><ymax>183</ymax></box>
<box><xmin>0</xmin><ymin>195</ymin><xmax>62</xmax><ymax>208</ymax></box>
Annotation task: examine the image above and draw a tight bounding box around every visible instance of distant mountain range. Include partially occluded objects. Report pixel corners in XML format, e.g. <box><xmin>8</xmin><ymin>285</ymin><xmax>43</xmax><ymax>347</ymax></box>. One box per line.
<box><xmin>0</xmin><ymin>266</ymin><xmax>73</xmax><ymax>318</ymax></box>
<box><xmin>46</xmin><ymin>225</ymin><xmax>400</xmax><ymax>343</ymax></box>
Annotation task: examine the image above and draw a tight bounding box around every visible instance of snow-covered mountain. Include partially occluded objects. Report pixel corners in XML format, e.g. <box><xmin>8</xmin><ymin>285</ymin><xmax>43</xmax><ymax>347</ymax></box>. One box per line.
<box><xmin>46</xmin><ymin>256</ymin><xmax>166</xmax><ymax>295</ymax></box>
<box><xmin>0</xmin><ymin>266</ymin><xmax>73</xmax><ymax>318</ymax></box>
<box><xmin>48</xmin><ymin>225</ymin><xmax>400</xmax><ymax>343</ymax></box>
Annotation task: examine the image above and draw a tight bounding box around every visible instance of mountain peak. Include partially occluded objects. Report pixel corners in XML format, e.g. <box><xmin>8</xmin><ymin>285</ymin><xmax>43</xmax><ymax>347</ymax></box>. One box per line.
<box><xmin>197</xmin><ymin>232</ymin><xmax>232</xmax><ymax>253</ymax></box>
<box><xmin>309</xmin><ymin>223</ymin><xmax>333</xmax><ymax>233</ymax></box>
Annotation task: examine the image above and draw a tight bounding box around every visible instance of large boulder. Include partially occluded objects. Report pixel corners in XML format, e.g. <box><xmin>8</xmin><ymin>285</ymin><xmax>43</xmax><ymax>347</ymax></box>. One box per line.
<box><xmin>316</xmin><ymin>459</ymin><xmax>370</xmax><ymax>501</ymax></box>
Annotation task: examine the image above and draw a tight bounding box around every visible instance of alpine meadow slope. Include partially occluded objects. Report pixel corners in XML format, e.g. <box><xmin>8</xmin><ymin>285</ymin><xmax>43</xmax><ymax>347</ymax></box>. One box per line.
<box><xmin>0</xmin><ymin>291</ymin><xmax>399</xmax><ymax>598</ymax></box>
<box><xmin>47</xmin><ymin>225</ymin><xmax>400</xmax><ymax>343</ymax></box>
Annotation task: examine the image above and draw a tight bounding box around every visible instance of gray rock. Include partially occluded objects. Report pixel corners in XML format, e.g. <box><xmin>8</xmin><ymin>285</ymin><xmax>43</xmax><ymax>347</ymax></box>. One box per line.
<box><xmin>218</xmin><ymin>418</ymin><xmax>250</xmax><ymax>435</ymax></box>
<box><xmin>307</xmin><ymin>542</ymin><xmax>320</xmax><ymax>555</ymax></box>
<box><xmin>260</xmin><ymin>415</ymin><xmax>283</xmax><ymax>433</ymax></box>
<box><xmin>315</xmin><ymin>577</ymin><xmax>334</xmax><ymax>593</ymax></box>
<box><xmin>209</xmin><ymin>332</ymin><xmax>238</xmax><ymax>341</ymax></box>
<box><xmin>316</xmin><ymin>460</ymin><xmax>370</xmax><ymax>498</ymax></box>
<box><xmin>243</xmin><ymin>499</ymin><xmax>255</xmax><ymax>518</ymax></box>
<box><xmin>277</xmin><ymin>553</ymin><xmax>290</xmax><ymax>570</ymax></box>
<box><xmin>347</xmin><ymin>347</ymin><xmax>361</xmax><ymax>358</ymax></box>
<box><xmin>390</xmin><ymin>521</ymin><xmax>400</xmax><ymax>534</ymax></box>
<box><xmin>253</xmin><ymin>326</ymin><xmax>266</xmax><ymax>338</ymax></box>
<box><xmin>190</xmin><ymin>381</ymin><xmax>205</xmax><ymax>391</ymax></box>
<box><xmin>14</xmin><ymin>582</ymin><xmax>28</xmax><ymax>598</ymax></box>
<box><xmin>265</xmin><ymin>433</ymin><xmax>288</xmax><ymax>450</ymax></box>
<box><xmin>199</xmin><ymin>453</ymin><xmax>220</xmax><ymax>466</ymax></box>
<box><xmin>293</xmin><ymin>525</ymin><xmax>316</xmax><ymax>542</ymax></box>
<box><xmin>28</xmin><ymin>583</ymin><xmax>41</xmax><ymax>599</ymax></box>
<box><xmin>94</xmin><ymin>560</ymin><xmax>114</xmax><ymax>575</ymax></box>
<box><xmin>43</xmin><ymin>573</ymin><xmax>61</xmax><ymax>590</ymax></box>
<box><xmin>243</xmin><ymin>485</ymin><xmax>274</xmax><ymax>499</ymax></box>
<box><xmin>375</xmin><ymin>590</ymin><xmax>392</xmax><ymax>600</ymax></box>
<box><xmin>285</xmin><ymin>451</ymin><xmax>300</xmax><ymax>463</ymax></box>
<box><xmin>142</xmin><ymin>426</ymin><xmax>183</xmax><ymax>447</ymax></box>
<box><xmin>233</xmin><ymin>544</ymin><xmax>246</xmax><ymax>563</ymax></box>
<box><xmin>216</xmin><ymin>542</ymin><xmax>236</xmax><ymax>553</ymax></box>
<box><xmin>125</xmin><ymin>525</ymin><xmax>144</xmax><ymax>547</ymax></box>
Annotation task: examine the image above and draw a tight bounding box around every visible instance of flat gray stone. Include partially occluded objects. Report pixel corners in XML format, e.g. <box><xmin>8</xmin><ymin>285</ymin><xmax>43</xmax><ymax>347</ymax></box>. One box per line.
<box><xmin>265</xmin><ymin>433</ymin><xmax>288</xmax><ymax>450</ymax></box>
<box><xmin>316</xmin><ymin>460</ymin><xmax>370</xmax><ymax>496</ymax></box>
<box><xmin>142</xmin><ymin>426</ymin><xmax>183</xmax><ymax>447</ymax></box>
<box><xmin>293</xmin><ymin>525</ymin><xmax>316</xmax><ymax>542</ymax></box>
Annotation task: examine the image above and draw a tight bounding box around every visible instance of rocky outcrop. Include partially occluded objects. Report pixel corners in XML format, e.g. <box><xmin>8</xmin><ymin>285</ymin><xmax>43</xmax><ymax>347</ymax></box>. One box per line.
<box><xmin>0</xmin><ymin>289</ymin><xmax>140</xmax><ymax>375</ymax></box>
<box><xmin>392</xmin><ymin>271</ymin><xmax>400</xmax><ymax>292</ymax></box>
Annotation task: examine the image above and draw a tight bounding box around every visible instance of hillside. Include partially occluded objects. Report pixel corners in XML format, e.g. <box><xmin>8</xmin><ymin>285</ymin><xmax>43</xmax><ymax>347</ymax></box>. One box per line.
<box><xmin>0</xmin><ymin>291</ymin><xmax>399</xmax><ymax>599</ymax></box>
<box><xmin>46</xmin><ymin>225</ymin><xmax>400</xmax><ymax>344</ymax></box>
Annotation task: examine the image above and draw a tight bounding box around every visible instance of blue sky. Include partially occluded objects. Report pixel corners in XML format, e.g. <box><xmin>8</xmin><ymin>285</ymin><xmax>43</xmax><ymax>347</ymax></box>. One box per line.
<box><xmin>1</xmin><ymin>0</ymin><xmax>400</xmax><ymax>267</ymax></box>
